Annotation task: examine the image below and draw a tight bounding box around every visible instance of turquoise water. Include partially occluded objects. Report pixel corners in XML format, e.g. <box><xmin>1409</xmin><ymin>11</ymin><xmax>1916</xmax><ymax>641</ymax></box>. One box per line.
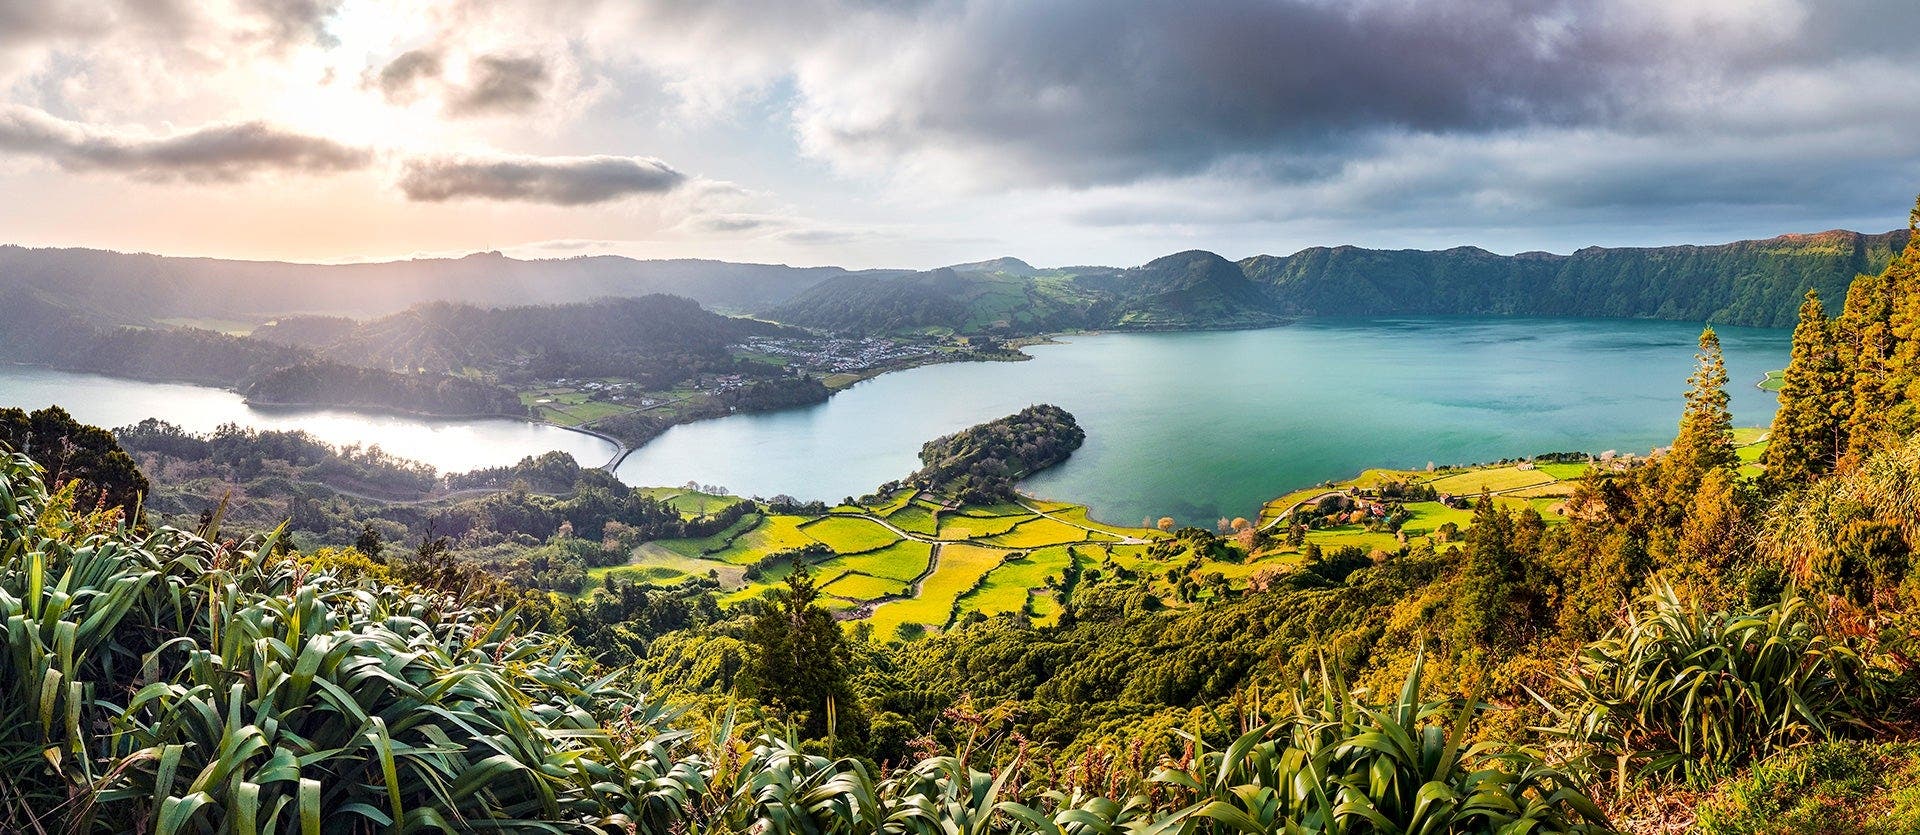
<box><xmin>0</xmin><ymin>365</ymin><xmax>618</xmax><ymax>474</ymax></box>
<box><xmin>0</xmin><ymin>318</ymin><xmax>1790</xmax><ymax>524</ymax></box>
<box><xmin>616</xmin><ymin>318</ymin><xmax>1789</xmax><ymax>525</ymax></box>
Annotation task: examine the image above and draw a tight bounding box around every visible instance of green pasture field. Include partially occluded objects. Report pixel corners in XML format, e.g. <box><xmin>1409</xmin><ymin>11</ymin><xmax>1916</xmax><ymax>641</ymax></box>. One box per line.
<box><xmin>1535</xmin><ymin>462</ymin><xmax>1591</xmax><ymax>480</ymax></box>
<box><xmin>1426</xmin><ymin>466</ymin><xmax>1556</xmax><ymax>495</ymax></box>
<box><xmin>1095</xmin><ymin>543</ymin><xmax>1153</xmax><ymax>572</ymax></box>
<box><xmin>952</xmin><ymin>501</ymin><xmax>1032</xmax><ymax>517</ymax></box>
<box><xmin>1346</xmin><ymin>468</ymin><xmax>1434</xmax><ymax>488</ymax></box>
<box><xmin>868</xmin><ymin>544</ymin><xmax>1008</xmax><ymax>639</ymax></box>
<box><xmin>713</xmin><ymin>515</ymin><xmax>816</xmax><ymax>563</ymax></box>
<box><xmin>823</xmin><ymin>572</ymin><xmax>910</xmax><ymax>601</ymax></box>
<box><xmin>963</xmin><ymin>546</ymin><xmax>1073</xmax><ymax>616</ymax></box>
<box><xmin>1397</xmin><ymin>501</ymin><xmax>1474</xmax><ymax>537</ymax></box>
<box><xmin>801</xmin><ymin>515</ymin><xmax>903</xmax><ymax>554</ymax></box>
<box><xmin>1027</xmin><ymin>591</ymin><xmax>1061</xmax><ymax>626</ymax></box>
<box><xmin>666</xmin><ymin>491</ymin><xmax>744</xmax><ymax>517</ymax></box>
<box><xmin>599</xmin><ymin>547</ymin><xmax>742</xmax><ymax>589</ymax></box>
<box><xmin>1505</xmin><ymin>481</ymin><xmax>1577</xmax><ymax>498</ymax></box>
<box><xmin>886</xmin><ymin>504</ymin><xmax>939</xmax><ymax>536</ymax></box>
<box><xmin>936</xmin><ymin>512</ymin><xmax>1032</xmax><ymax>540</ymax></box>
<box><xmin>868</xmin><ymin>490</ymin><xmax>917</xmax><ymax>517</ymax></box>
<box><xmin>520</xmin><ymin>389</ymin><xmax>633</xmax><ymax>425</ymax></box>
<box><xmin>980</xmin><ymin>516</ymin><xmax>1098</xmax><ymax>548</ymax></box>
<box><xmin>650</xmin><ymin>512</ymin><xmax>762</xmax><ymax>559</ymax></box>
<box><xmin>815</xmin><ymin>540</ymin><xmax>934</xmax><ymax>581</ymax></box>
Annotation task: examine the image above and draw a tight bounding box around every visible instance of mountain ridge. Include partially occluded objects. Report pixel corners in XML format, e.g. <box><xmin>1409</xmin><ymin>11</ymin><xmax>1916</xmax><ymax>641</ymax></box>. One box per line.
<box><xmin>0</xmin><ymin>228</ymin><xmax>1907</xmax><ymax>334</ymax></box>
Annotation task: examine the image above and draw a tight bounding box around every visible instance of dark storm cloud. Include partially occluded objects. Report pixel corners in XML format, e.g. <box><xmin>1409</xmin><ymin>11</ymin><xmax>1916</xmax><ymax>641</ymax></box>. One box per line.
<box><xmin>776</xmin><ymin>0</ymin><xmax>1920</xmax><ymax>199</ymax></box>
<box><xmin>803</xmin><ymin>0</ymin><xmax>1663</xmax><ymax>185</ymax></box>
<box><xmin>446</xmin><ymin>53</ymin><xmax>550</xmax><ymax>116</ymax></box>
<box><xmin>0</xmin><ymin>104</ymin><xmax>371</xmax><ymax>181</ymax></box>
<box><xmin>397</xmin><ymin>153</ymin><xmax>686</xmax><ymax>204</ymax></box>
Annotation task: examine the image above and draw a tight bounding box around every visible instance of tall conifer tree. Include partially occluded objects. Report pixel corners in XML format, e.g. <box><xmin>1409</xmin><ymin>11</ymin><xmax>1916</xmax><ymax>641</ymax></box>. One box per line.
<box><xmin>1763</xmin><ymin>290</ymin><xmax>1849</xmax><ymax>487</ymax></box>
<box><xmin>1667</xmin><ymin>328</ymin><xmax>1738</xmax><ymax>504</ymax></box>
<box><xmin>1843</xmin><ymin>208</ymin><xmax>1920</xmax><ymax>459</ymax></box>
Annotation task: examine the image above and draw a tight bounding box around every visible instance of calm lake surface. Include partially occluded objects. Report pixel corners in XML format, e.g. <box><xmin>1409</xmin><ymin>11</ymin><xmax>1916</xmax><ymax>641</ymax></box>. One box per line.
<box><xmin>0</xmin><ymin>365</ymin><xmax>618</xmax><ymax>474</ymax></box>
<box><xmin>0</xmin><ymin>317</ymin><xmax>1790</xmax><ymax>523</ymax></box>
<box><xmin>617</xmin><ymin>317</ymin><xmax>1790</xmax><ymax>524</ymax></box>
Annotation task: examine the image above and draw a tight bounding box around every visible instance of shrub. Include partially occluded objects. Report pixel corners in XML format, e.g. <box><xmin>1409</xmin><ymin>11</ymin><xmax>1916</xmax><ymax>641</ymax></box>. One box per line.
<box><xmin>1551</xmin><ymin>585</ymin><xmax>1890</xmax><ymax>787</ymax></box>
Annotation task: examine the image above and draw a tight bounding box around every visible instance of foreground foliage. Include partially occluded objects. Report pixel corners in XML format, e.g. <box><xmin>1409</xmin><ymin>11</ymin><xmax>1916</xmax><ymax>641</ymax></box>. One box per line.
<box><xmin>0</xmin><ymin>447</ymin><xmax>1616</xmax><ymax>832</ymax></box>
<box><xmin>1551</xmin><ymin>587</ymin><xmax>1888</xmax><ymax>787</ymax></box>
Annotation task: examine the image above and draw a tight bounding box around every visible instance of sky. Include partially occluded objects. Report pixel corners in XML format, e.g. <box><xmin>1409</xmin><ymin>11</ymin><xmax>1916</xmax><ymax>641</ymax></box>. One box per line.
<box><xmin>1</xmin><ymin>0</ymin><xmax>1918</xmax><ymax>270</ymax></box>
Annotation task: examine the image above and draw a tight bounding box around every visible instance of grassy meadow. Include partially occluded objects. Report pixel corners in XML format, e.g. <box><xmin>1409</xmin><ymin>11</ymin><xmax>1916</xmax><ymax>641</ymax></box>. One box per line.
<box><xmin>598</xmin><ymin>434</ymin><xmax>1770</xmax><ymax>640</ymax></box>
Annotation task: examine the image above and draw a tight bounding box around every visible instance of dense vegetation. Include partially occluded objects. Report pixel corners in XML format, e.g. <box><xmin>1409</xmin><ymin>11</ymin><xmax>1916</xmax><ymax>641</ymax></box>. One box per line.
<box><xmin>0</xmin><ymin>406</ymin><xmax>149</xmax><ymax>513</ymax></box>
<box><xmin>115</xmin><ymin>422</ymin><xmax>752</xmax><ymax>593</ymax></box>
<box><xmin>770</xmin><ymin>229</ymin><xmax>1910</xmax><ymax>336</ymax></box>
<box><xmin>908</xmin><ymin>404</ymin><xmax>1086</xmax><ymax>501</ymax></box>
<box><xmin>253</xmin><ymin>295</ymin><xmax>789</xmax><ymax>384</ymax></box>
<box><xmin>243</xmin><ymin>361</ymin><xmax>529</xmax><ymax>416</ymax></box>
<box><xmin>0</xmin><ymin>290</ymin><xmax>303</xmax><ymax>385</ymax></box>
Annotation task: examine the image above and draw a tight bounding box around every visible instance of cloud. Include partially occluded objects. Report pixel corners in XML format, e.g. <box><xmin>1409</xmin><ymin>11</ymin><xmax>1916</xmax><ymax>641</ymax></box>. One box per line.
<box><xmin>566</xmin><ymin>0</ymin><xmax>1920</xmax><ymax>205</ymax></box>
<box><xmin>680</xmin><ymin>212</ymin><xmax>787</xmax><ymax>233</ymax></box>
<box><xmin>0</xmin><ymin>104</ymin><xmax>371</xmax><ymax>181</ymax></box>
<box><xmin>446</xmin><ymin>53</ymin><xmax>549</xmax><ymax>115</ymax></box>
<box><xmin>396</xmin><ymin>152</ymin><xmax>686</xmax><ymax>204</ymax></box>
<box><xmin>374</xmin><ymin>47</ymin><xmax>444</xmax><ymax>103</ymax></box>
<box><xmin>371</xmin><ymin>47</ymin><xmax>554</xmax><ymax>117</ymax></box>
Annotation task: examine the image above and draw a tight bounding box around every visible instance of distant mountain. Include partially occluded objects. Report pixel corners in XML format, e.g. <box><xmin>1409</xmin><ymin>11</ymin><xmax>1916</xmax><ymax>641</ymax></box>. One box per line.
<box><xmin>764</xmin><ymin>267</ymin><xmax>1119</xmax><ymax>335</ymax></box>
<box><xmin>0</xmin><ymin>290</ymin><xmax>304</xmax><ymax>386</ymax></box>
<box><xmin>1100</xmin><ymin>250</ymin><xmax>1285</xmax><ymax>329</ymax></box>
<box><xmin>1239</xmin><ymin>229</ymin><xmax>1910</xmax><ymax>327</ymax></box>
<box><xmin>0</xmin><ymin>246</ymin><xmax>852</xmax><ymax>325</ymax></box>
<box><xmin>255</xmin><ymin>295</ymin><xmax>791</xmax><ymax>386</ymax></box>
<box><xmin>772</xmin><ymin>229</ymin><xmax>1910</xmax><ymax>336</ymax></box>
<box><xmin>947</xmin><ymin>256</ymin><xmax>1041</xmax><ymax>276</ymax></box>
<box><xmin>1</xmin><ymin>228</ymin><xmax>1905</xmax><ymax>339</ymax></box>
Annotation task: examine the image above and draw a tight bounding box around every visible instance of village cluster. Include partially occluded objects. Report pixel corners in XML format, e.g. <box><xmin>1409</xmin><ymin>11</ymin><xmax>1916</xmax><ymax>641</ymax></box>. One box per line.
<box><xmin>742</xmin><ymin>335</ymin><xmax>940</xmax><ymax>374</ymax></box>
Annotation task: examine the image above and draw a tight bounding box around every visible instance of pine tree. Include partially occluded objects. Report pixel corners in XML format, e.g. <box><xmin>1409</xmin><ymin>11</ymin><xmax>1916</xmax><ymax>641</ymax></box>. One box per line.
<box><xmin>1876</xmin><ymin>214</ymin><xmax>1920</xmax><ymax>439</ymax></box>
<box><xmin>1763</xmin><ymin>290</ymin><xmax>1849</xmax><ymax>488</ymax></box>
<box><xmin>1672</xmin><ymin>468</ymin><xmax>1746</xmax><ymax>602</ymax></box>
<box><xmin>1839</xmin><ymin>264</ymin><xmax>1896</xmax><ymax>462</ymax></box>
<box><xmin>1667</xmin><ymin>328</ymin><xmax>1738</xmax><ymax>502</ymax></box>
<box><xmin>746</xmin><ymin>566</ymin><xmax>867</xmax><ymax>745</ymax></box>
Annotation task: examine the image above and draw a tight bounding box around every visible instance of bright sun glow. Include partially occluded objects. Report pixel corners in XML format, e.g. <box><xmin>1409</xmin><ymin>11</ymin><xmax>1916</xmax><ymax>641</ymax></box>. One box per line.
<box><xmin>263</xmin><ymin>0</ymin><xmax>446</xmax><ymax>151</ymax></box>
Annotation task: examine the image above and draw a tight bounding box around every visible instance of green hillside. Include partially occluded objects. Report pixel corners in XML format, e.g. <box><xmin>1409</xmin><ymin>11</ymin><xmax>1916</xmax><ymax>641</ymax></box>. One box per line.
<box><xmin>769</xmin><ymin>229</ymin><xmax>1910</xmax><ymax>336</ymax></box>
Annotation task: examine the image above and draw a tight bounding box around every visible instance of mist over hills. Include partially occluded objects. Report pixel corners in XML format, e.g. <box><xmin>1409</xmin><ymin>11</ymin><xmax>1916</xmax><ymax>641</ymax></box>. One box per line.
<box><xmin>0</xmin><ymin>246</ymin><xmax>861</xmax><ymax>324</ymax></box>
<box><xmin>0</xmin><ymin>228</ymin><xmax>1907</xmax><ymax>334</ymax></box>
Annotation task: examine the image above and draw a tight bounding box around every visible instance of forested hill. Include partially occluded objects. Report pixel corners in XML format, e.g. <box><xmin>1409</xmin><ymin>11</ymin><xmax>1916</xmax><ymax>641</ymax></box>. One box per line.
<box><xmin>769</xmin><ymin>228</ymin><xmax>1910</xmax><ymax>336</ymax></box>
<box><xmin>2</xmin><ymin>228</ymin><xmax>1902</xmax><ymax>335</ymax></box>
<box><xmin>1243</xmin><ymin>228</ymin><xmax>1911</xmax><ymax>327</ymax></box>
<box><xmin>253</xmin><ymin>295</ymin><xmax>789</xmax><ymax>382</ymax></box>
<box><xmin>0</xmin><ymin>245</ymin><xmax>861</xmax><ymax>324</ymax></box>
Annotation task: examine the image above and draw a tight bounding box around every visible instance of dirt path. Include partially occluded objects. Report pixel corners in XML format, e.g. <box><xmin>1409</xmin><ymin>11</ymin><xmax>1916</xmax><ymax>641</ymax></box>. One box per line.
<box><xmin>1013</xmin><ymin>496</ymin><xmax>1150</xmax><ymax>544</ymax></box>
